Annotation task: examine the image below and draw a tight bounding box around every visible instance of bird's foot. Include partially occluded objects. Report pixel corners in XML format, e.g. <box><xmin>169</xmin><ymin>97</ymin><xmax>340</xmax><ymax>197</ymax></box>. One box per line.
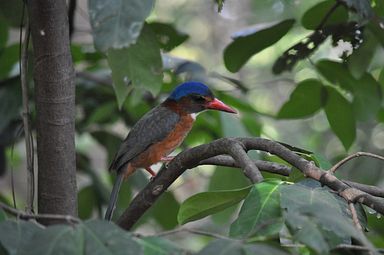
<box><xmin>145</xmin><ymin>167</ymin><xmax>156</xmax><ymax>180</ymax></box>
<box><xmin>160</xmin><ymin>156</ymin><xmax>174</xmax><ymax>162</ymax></box>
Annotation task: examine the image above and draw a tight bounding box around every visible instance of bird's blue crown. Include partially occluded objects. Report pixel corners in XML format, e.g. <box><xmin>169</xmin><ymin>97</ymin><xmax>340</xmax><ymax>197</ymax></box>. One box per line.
<box><xmin>168</xmin><ymin>81</ymin><xmax>212</xmax><ymax>101</ymax></box>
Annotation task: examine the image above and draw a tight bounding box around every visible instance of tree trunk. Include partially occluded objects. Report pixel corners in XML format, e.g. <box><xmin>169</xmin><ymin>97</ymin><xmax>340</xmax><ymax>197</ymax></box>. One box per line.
<box><xmin>27</xmin><ymin>0</ymin><xmax>77</xmax><ymax>224</ymax></box>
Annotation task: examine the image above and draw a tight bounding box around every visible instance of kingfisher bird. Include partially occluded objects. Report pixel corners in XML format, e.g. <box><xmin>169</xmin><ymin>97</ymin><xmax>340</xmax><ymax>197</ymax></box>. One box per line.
<box><xmin>105</xmin><ymin>81</ymin><xmax>236</xmax><ymax>220</ymax></box>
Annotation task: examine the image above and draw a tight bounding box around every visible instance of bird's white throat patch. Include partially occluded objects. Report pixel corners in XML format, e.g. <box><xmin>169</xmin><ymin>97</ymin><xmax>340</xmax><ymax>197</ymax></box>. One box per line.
<box><xmin>190</xmin><ymin>113</ymin><xmax>198</xmax><ymax>120</ymax></box>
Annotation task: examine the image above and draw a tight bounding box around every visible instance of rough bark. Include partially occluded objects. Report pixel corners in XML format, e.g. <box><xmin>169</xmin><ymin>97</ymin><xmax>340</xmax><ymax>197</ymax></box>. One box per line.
<box><xmin>27</xmin><ymin>0</ymin><xmax>77</xmax><ymax>224</ymax></box>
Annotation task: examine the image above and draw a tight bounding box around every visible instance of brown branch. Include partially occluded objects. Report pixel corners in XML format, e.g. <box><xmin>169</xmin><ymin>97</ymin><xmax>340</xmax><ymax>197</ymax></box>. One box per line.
<box><xmin>116</xmin><ymin>137</ymin><xmax>384</xmax><ymax>230</ymax></box>
<box><xmin>0</xmin><ymin>202</ymin><xmax>79</xmax><ymax>224</ymax></box>
<box><xmin>199</xmin><ymin>155</ymin><xmax>291</xmax><ymax>176</ymax></box>
<box><xmin>343</xmin><ymin>181</ymin><xmax>384</xmax><ymax>198</ymax></box>
<box><xmin>330</xmin><ymin>152</ymin><xmax>384</xmax><ymax>174</ymax></box>
<box><xmin>348</xmin><ymin>202</ymin><xmax>362</xmax><ymax>231</ymax></box>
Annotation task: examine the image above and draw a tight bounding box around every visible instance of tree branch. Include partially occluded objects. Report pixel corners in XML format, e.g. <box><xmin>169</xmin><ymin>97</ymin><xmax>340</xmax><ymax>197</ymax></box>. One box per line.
<box><xmin>0</xmin><ymin>202</ymin><xmax>79</xmax><ymax>224</ymax></box>
<box><xmin>199</xmin><ymin>155</ymin><xmax>291</xmax><ymax>176</ymax></box>
<box><xmin>20</xmin><ymin>9</ymin><xmax>34</xmax><ymax>214</ymax></box>
<box><xmin>116</xmin><ymin>137</ymin><xmax>384</xmax><ymax>230</ymax></box>
<box><xmin>330</xmin><ymin>152</ymin><xmax>384</xmax><ymax>174</ymax></box>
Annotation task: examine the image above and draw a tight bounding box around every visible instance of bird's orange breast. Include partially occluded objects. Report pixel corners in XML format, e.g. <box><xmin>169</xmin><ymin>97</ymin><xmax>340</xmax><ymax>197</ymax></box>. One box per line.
<box><xmin>130</xmin><ymin>114</ymin><xmax>195</xmax><ymax>169</ymax></box>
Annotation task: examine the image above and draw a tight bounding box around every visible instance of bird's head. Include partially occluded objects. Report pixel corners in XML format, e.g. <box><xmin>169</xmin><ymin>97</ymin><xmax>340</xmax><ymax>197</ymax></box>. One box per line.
<box><xmin>165</xmin><ymin>81</ymin><xmax>236</xmax><ymax>114</ymax></box>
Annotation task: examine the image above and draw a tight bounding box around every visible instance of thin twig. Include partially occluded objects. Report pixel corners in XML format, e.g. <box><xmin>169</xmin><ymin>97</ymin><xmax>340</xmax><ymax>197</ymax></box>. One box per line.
<box><xmin>151</xmin><ymin>227</ymin><xmax>237</xmax><ymax>241</ymax></box>
<box><xmin>315</xmin><ymin>2</ymin><xmax>340</xmax><ymax>30</ymax></box>
<box><xmin>0</xmin><ymin>202</ymin><xmax>80</xmax><ymax>224</ymax></box>
<box><xmin>20</xmin><ymin>4</ymin><xmax>34</xmax><ymax>214</ymax></box>
<box><xmin>330</xmin><ymin>152</ymin><xmax>384</xmax><ymax>174</ymax></box>
<box><xmin>348</xmin><ymin>202</ymin><xmax>362</xmax><ymax>231</ymax></box>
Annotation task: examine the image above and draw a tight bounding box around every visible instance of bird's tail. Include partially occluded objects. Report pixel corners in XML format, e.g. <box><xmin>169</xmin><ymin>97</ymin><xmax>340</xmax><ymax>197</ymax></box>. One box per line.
<box><xmin>104</xmin><ymin>171</ymin><xmax>124</xmax><ymax>221</ymax></box>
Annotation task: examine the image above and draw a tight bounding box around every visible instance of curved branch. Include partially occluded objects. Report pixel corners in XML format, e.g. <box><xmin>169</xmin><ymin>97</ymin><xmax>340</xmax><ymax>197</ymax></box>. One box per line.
<box><xmin>117</xmin><ymin>137</ymin><xmax>384</xmax><ymax>230</ymax></box>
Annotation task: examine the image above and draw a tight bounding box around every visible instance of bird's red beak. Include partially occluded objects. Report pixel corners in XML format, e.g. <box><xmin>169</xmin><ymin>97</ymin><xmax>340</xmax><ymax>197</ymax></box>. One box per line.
<box><xmin>205</xmin><ymin>98</ymin><xmax>237</xmax><ymax>113</ymax></box>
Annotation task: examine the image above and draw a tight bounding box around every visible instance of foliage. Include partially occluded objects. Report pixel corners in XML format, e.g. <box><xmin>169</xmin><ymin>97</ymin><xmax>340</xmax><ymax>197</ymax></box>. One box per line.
<box><xmin>1</xmin><ymin>0</ymin><xmax>384</xmax><ymax>254</ymax></box>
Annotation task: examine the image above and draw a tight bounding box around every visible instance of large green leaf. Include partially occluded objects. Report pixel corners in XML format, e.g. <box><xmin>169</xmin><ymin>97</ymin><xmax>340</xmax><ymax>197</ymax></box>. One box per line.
<box><xmin>148</xmin><ymin>22</ymin><xmax>188</xmax><ymax>52</ymax></box>
<box><xmin>301</xmin><ymin>1</ymin><xmax>348</xmax><ymax>30</ymax></box>
<box><xmin>278</xmin><ymin>79</ymin><xmax>324</xmax><ymax>119</ymax></box>
<box><xmin>224</xmin><ymin>19</ymin><xmax>295</xmax><ymax>72</ymax></box>
<box><xmin>230</xmin><ymin>179</ymin><xmax>285</xmax><ymax>238</ymax></box>
<box><xmin>0</xmin><ymin>220</ymin><xmax>42</xmax><ymax>255</ymax></box>
<box><xmin>136</xmin><ymin>237</ymin><xmax>184</xmax><ymax>255</ymax></box>
<box><xmin>82</xmin><ymin>220</ymin><xmax>143</xmax><ymax>255</ymax></box>
<box><xmin>18</xmin><ymin>225</ymin><xmax>83</xmax><ymax>255</ymax></box>
<box><xmin>280</xmin><ymin>179</ymin><xmax>373</xmax><ymax>251</ymax></box>
<box><xmin>323</xmin><ymin>86</ymin><xmax>356</xmax><ymax>150</ymax></box>
<box><xmin>208</xmin><ymin>166</ymin><xmax>249</xmax><ymax>224</ymax></box>
<box><xmin>197</xmin><ymin>239</ymin><xmax>289</xmax><ymax>255</ymax></box>
<box><xmin>107</xmin><ymin>25</ymin><xmax>162</xmax><ymax>108</ymax></box>
<box><xmin>348</xmin><ymin>30</ymin><xmax>378</xmax><ymax>79</ymax></box>
<box><xmin>88</xmin><ymin>0</ymin><xmax>154</xmax><ymax>52</ymax></box>
<box><xmin>316</xmin><ymin>60</ymin><xmax>355</xmax><ymax>92</ymax></box>
<box><xmin>352</xmin><ymin>73</ymin><xmax>381</xmax><ymax>121</ymax></box>
<box><xmin>177</xmin><ymin>186</ymin><xmax>252</xmax><ymax>224</ymax></box>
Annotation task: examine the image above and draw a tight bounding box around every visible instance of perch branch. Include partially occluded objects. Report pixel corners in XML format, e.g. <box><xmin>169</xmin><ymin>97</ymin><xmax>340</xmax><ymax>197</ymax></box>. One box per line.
<box><xmin>117</xmin><ymin>137</ymin><xmax>384</xmax><ymax>230</ymax></box>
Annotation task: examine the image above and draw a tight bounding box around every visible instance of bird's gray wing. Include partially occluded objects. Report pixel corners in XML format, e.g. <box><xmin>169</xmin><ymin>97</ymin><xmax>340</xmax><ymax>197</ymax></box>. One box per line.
<box><xmin>109</xmin><ymin>105</ymin><xmax>180</xmax><ymax>172</ymax></box>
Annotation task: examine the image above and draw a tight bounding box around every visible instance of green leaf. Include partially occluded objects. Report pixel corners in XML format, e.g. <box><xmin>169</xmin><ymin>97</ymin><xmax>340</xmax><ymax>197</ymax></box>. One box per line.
<box><xmin>208</xmin><ymin>166</ymin><xmax>249</xmax><ymax>224</ymax></box>
<box><xmin>215</xmin><ymin>0</ymin><xmax>225</xmax><ymax>12</ymax></box>
<box><xmin>197</xmin><ymin>239</ymin><xmax>289</xmax><ymax>255</ymax></box>
<box><xmin>316</xmin><ymin>60</ymin><xmax>355</xmax><ymax>92</ymax></box>
<box><xmin>148</xmin><ymin>22</ymin><xmax>188</xmax><ymax>52</ymax></box>
<box><xmin>323</xmin><ymin>86</ymin><xmax>356</xmax><ymax>150</ymax></box>
<box><xmin>18</xmin><ymin>225</ymin><xmax>83</xmax><ymax>255</ymax></box>
<box><xmin>78</xmin><ymin>185</ymin><xmax>97</xmax><ymax>219</ymax></box>
<box><xmin>107</xmin><ymin>25</ymin><xmax>162</xmax><ymax>108</ymax></box>
<box><xmin>281</xmin><ymin>179</ymin><xmax>344</xmax><ymax>217</ymax></box>
<box><xmin>301</xmin><ymin>1</ymin><xmax>348</xmax><ymax>30</ymax></box>
<box><xmin>0</xmin><ymin>44</ymin><xmax>19</xmax><ymax>80</ymax></box>
<box><xmin>0</xmin><ymin>220</ymin><xmax>42</xmax><ymax>255</ymax></box>
<box><xmin>352</xmin><ymin>73</ymin><xmax>382</xmax><ymax>121</ymax></box>
<box><xmin>88</xmin><ymin>0</ymin><xmax>154</xmax><ymax>52</ymax></box>
<box><xmin>177</xmin><ymin>186</ymin><xmax>252</xmax><ymax>225</ymax></box>
<box><xmin>82</xmin><ymin>220</ymin><xmax>143</xmax><ymax>254</ymax></box>
<box><xmin>230</xmin><ymin>179</ymin><xmax>284</xmax><ymax>238</ymax></box>
<box><xmin>136</xmin><ymin>237</ymin><xmax>184</xmax><ymax>255</ymax></box>
<box><xmin>144</xmin><ymin>192</ymin><xmax>179</xmax><ymax>230</ymax></box>
<box><xmin>0</xmin><ymin>77</ymin><xmax>22</xmax><ymax>133</ymax></box>
<box><xmin>348</xmin><ymin>30</ymin><xmax>378</xmax><ymax>79</ymax></box>
<box><xmin>224</xmin><ymin>19</ymin><xmax>295</xmax><ymax>72</ymax></box>
<box><xmin>278</xmin><ymin>79</ymin><xmax>324</xmax><ymax>119</ymax></box>
<box><xmin>309</xmin><ymin>153</ymin><xmax>332</xmax><ymax>170</ymax></box>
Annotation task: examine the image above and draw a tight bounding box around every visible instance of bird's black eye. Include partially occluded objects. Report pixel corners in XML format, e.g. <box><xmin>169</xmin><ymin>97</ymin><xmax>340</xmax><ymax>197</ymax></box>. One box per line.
<box><xmin>190</xmin><ymin>94</ymin><xmax>206</xmax><ymax>103</ymax></box>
